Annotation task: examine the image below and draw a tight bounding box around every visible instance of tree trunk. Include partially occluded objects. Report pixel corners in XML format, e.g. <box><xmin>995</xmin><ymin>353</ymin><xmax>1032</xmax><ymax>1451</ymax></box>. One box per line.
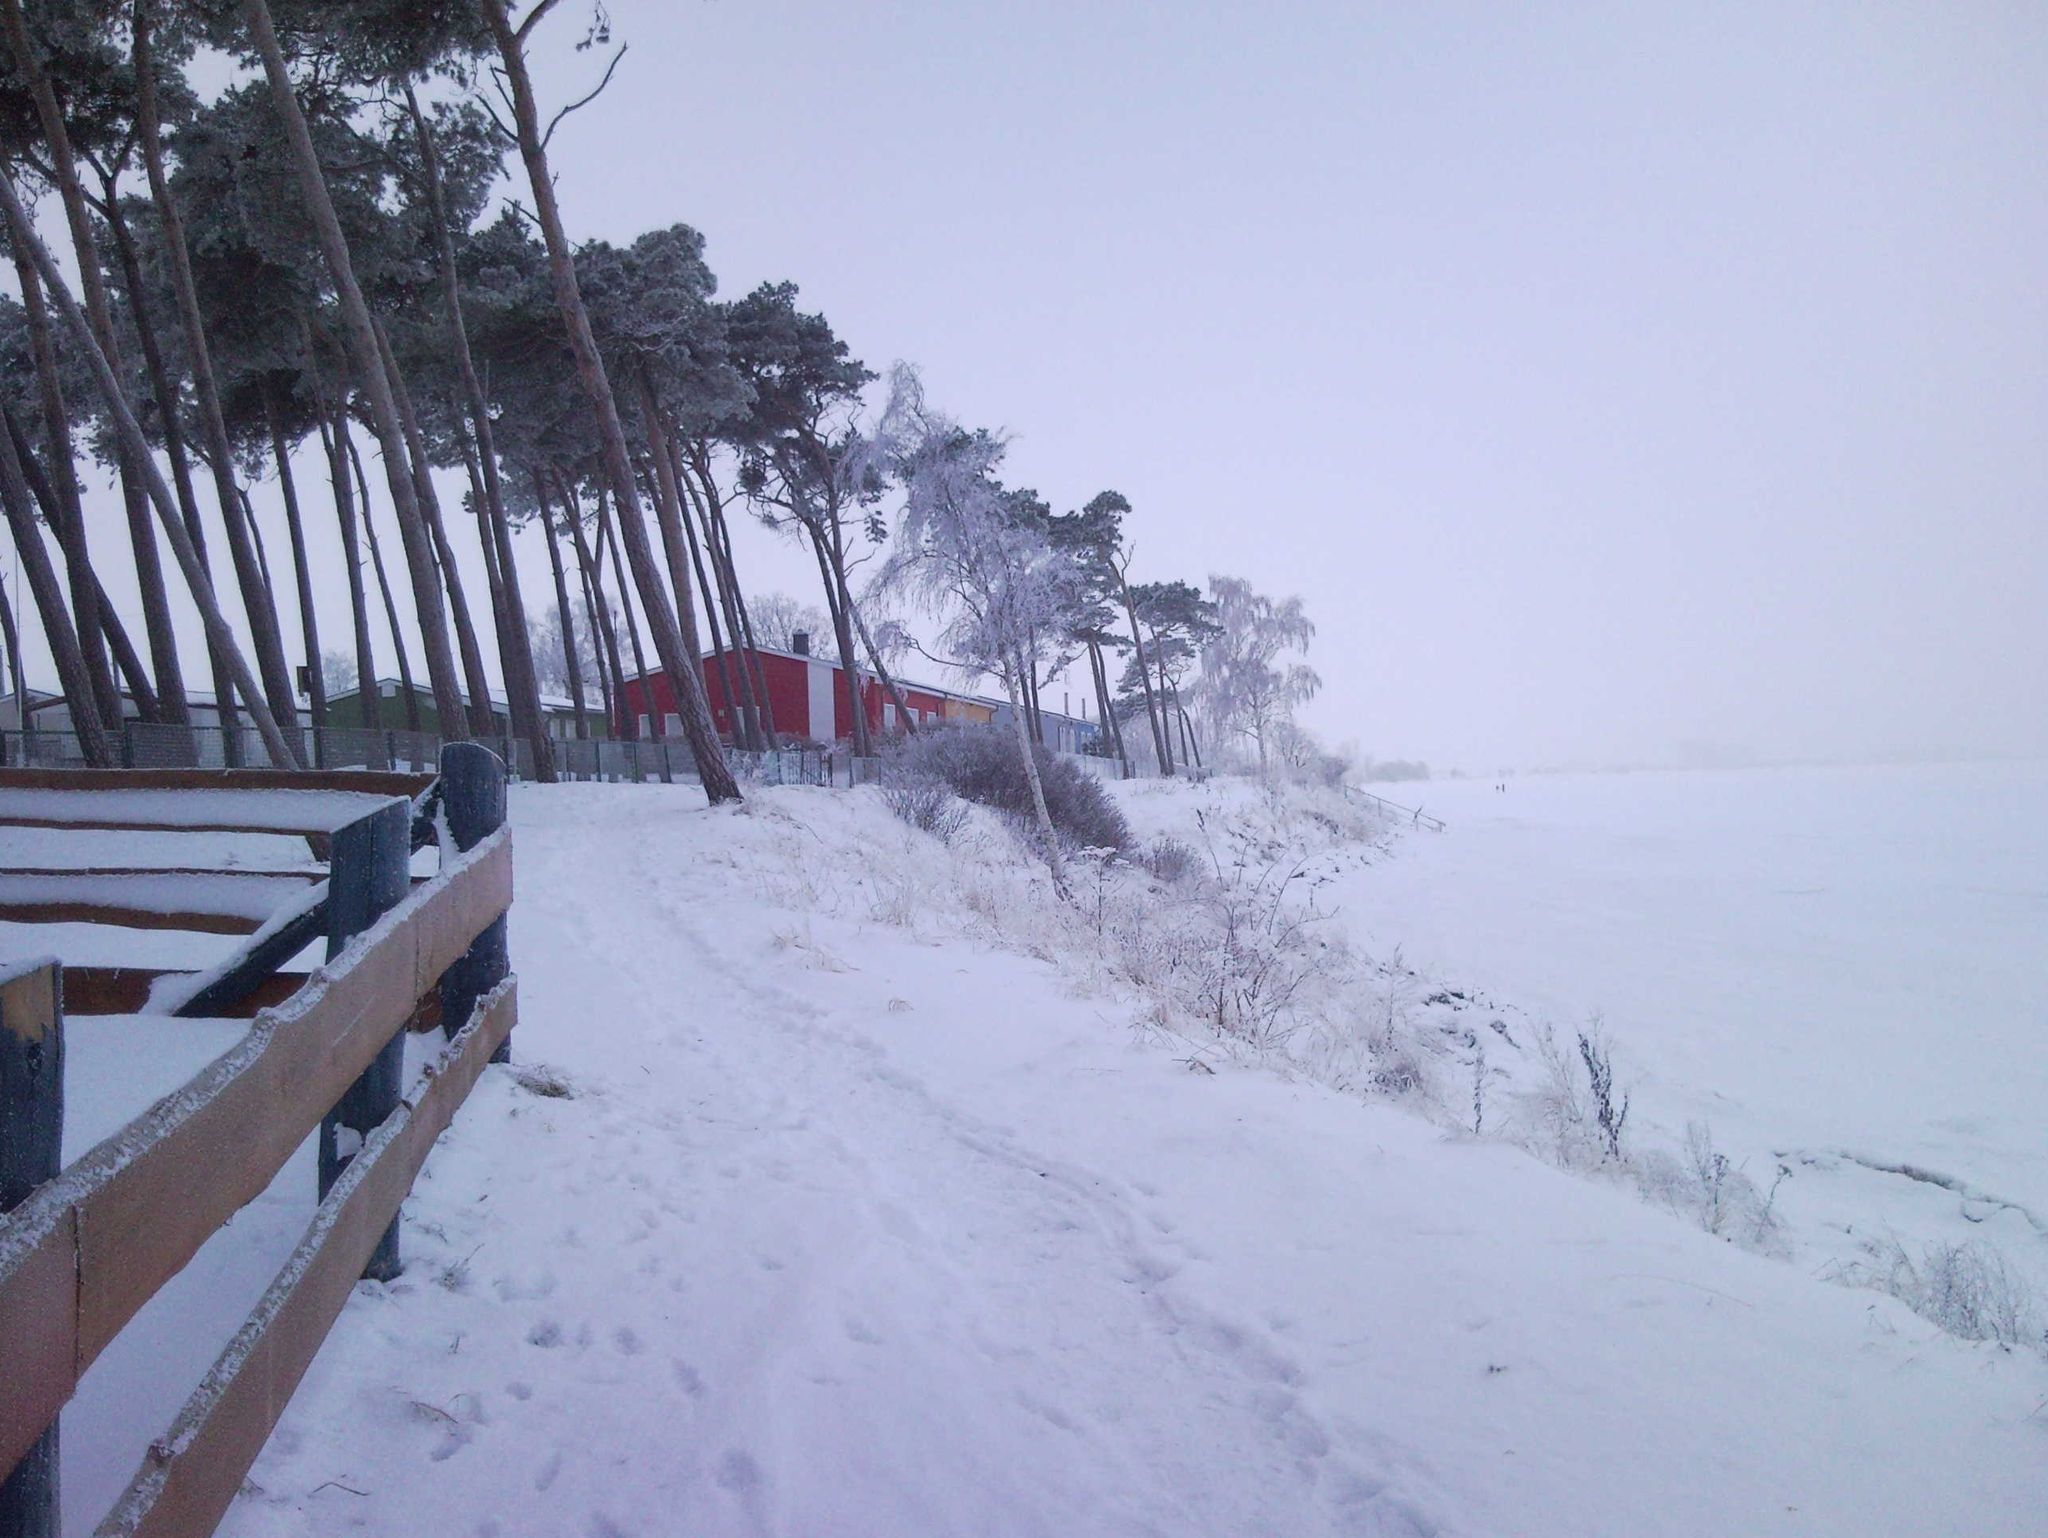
<box><xmin>804</xmin><ymin>523</ymin><xmax>865</xmax><ymax>753</ymax></box>
<box><xmin>596</xmin><ymin>485</ymin><xmax>653</xmax><ymax>741</ymax></box>
<box><xmin>3</xmin><ymin>0</ymin><xmax>187</xmax><ymax>726</ymax></box>
<box><xmin>856</xmin><ymin>598</ymin><xmax>919</xmax><ymax>739</ymax></box>
<box><xmin>264</xmin><ymin>383</ymin><xmax>325</xmax><ymax>740</ymax></box>
<box><xmin>632</xmin><ymin>373</ymin><xmax>711</xmax><ymax>679</ymax></box>
<box><xmin>0</xmin><ymin>168</ymin><xmax>299</xmax><ymax>766</ymax></box>
<box><xmin>1152</xmin><ymin>633</ymin><xmax>1176</xmax><ymax>776</ymax></box>
<box><xmin>1177</xmin><ymin>693</ymin><xmax>1201</xmax><ymax>769</ymax></box>
<box><xmin>1117</xmin><ymin>566</ymin><xmax>1170</xmax><ymax>776</ymax></box>
<box><xmin>369</xmin><ymin>315</ymin><xmax>496</xmax><ymax>737</ymax></box>
<box><xmin>320</xmin><ymin>407</ymin><xmax>381</xmax><ymax>733</ymax></box>
<box><xmin>668</xmin><ymin>443</ymin><xmax>746</xmax><ymax>748</ymax></box>
<box><xmin>561</xmin><ymin>473</ymin><xmax>625</xmax><ymax>738</ymax></box>
<box><xmin>0</xmin><ymin>424</ymin><xmax>113</xmax><ymax>764</ymax></box>
<box><xmin>100</xmin><ymin>175</ymin><xmax>240</xmax><ymax>749</ymax></box>
<box><xmin>0</xmin><ymin>560</ymin><xmax>23</xmax><ymax>761</ymax></box>
<box><xmin>687</xmin><ymin>449</ymin><xmax>778</xmax><ymax>742</ymax></box>
<box><xmin>1003</xmin><ymin>662</ymin><xmax>1066</xmax><ymax>898</ymax></box>
<box><xmin>1086</xmin><ymin>636</ymin><xmax>1126</xmax><ymax>772</ymax></box>
<box><xmin>483</xmin><ymin>0</ymin><xmax>737</xmax><ymax>802</ymax></box>
<box><xmin>456</xmin><ymin>424</ymin><xmax>520</xmax><ymax>716</ymax></box>
<box><xmin>241</xmin><ymin>0</ymin><xmax>468</xmax><ymax>740</ymax></box>
<box><xmin>533</xmin><ymin>469</ymin><xmax>589</xmax><ymax>740</ymax></box>
<box><xmin>132</xmin><ymin>0</ymin><xmax>301</xmax><ymax>740</ymax></box>
<box><xmin>347</xmin><ymin>427</ymin><xmax>422</xmax><ymax>734</ymax></box>
<box><xmin>7</xmin><ymin>248</ymin><xmax>119</xmax><ymax>728</ymax></box>
<box><xmin>405</xmin><ymin>85</ymin><xmax>553</xmax><ymax>780</ymax></box>
<box><xmin>0</xmin><ymin>404</ymin><xmax>157</xmax><ymax>731</ymax></box>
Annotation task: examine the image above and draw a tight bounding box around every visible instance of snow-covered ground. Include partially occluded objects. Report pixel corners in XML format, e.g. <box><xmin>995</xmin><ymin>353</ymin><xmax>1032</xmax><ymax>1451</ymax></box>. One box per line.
<box><xmin>191</xmin><ymin>776</ymin><xmax>2046</xmax><ymax>1536</ymax></box>
<box><xmin>17</xmin><ymin>770</ymin><xmax>2046</xmax><ymax>1535</ymax></box>
<box><xmin>1295</xmin><ymin>761</ymin><xmax>2048</xmax><ymax>1306</ymax></box>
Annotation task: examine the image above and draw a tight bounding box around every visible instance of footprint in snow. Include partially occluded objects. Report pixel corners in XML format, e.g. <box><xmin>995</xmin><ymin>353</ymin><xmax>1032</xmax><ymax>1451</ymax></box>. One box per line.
<box><xmin>716</xmin><ymin>1449</ymin><xmax>764</xmax><ymax>1494</ymax></box>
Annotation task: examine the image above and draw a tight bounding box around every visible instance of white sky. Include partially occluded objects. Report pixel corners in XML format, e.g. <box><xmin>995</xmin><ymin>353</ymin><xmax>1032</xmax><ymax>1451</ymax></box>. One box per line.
<box><xmin>8</xmin><ymin>1</ymin><xmax>2045</xmax><ymax>773</ymax></box>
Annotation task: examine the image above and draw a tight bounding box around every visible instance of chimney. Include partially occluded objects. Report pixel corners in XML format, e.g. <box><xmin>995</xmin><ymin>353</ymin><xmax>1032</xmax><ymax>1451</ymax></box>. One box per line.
<box><xmin>791</xmin><ymin>630</ymin><xmax>810</xmax><ymax>656</ymax></box>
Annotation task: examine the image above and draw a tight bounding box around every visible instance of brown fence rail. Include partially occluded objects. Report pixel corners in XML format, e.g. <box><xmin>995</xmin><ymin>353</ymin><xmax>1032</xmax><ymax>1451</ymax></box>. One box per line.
<box><xmin>0</xmin><ymin>745</ymin><xmax>517</xmax><ymax>1538</ymax></box>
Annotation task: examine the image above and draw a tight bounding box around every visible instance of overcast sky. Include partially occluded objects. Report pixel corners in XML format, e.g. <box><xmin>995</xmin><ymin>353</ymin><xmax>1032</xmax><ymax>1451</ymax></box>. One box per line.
<box><xmin>14</xmin><ymin>1</ymin><xmax>2047</xmax><ymax>773</ymax></box>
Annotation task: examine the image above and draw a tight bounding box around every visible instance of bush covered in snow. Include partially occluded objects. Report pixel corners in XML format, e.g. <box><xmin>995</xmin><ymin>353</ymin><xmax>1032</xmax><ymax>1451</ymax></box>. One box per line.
<box><xmin>881</xmin><ymin>776</ymin><xmax>971</xmax><ymax>845</ymax></box>
<box><xmin>1836</xmin><ymin>1237</ymin><xmax>2042</xmax><ymax>1349</ymax></box>
<box><xmin>884</xmin><ymin>727</ymin><xmax>1131</xmax><ymax>853</ymax></box>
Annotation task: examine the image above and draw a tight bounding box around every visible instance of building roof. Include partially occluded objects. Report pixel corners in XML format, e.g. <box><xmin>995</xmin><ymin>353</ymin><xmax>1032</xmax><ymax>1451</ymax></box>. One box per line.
<box><xmin>329</xmin><ymin>677</ymin><xmax>580</xmax><ymax>715</ymax></box>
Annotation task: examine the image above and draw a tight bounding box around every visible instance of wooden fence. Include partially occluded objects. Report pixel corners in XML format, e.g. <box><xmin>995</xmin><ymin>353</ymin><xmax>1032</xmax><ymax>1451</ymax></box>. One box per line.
<box><xmin>0</xmin><ymin>745</ymin><xmax>517</xmax><ymax>1538</ymax></box>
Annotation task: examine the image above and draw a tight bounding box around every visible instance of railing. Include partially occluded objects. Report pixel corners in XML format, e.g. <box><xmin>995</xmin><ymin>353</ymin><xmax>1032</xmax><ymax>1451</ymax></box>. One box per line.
<box><xmin>0</xmin><ymin>746</ymin><xmax>516</xmax><ymax>1537</ymax></box>
<box><xmin>1345</xmin><ymin>784</ymin><xmax>1447</xmax><ymax>832</ymax></box>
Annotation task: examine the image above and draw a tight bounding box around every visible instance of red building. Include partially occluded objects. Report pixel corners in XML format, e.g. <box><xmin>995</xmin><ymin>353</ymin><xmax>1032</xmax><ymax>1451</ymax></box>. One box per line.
<box><xmin>614</xmin><ymin>638</ymin><xmax>997</xmax><ymax>746</ymax></box>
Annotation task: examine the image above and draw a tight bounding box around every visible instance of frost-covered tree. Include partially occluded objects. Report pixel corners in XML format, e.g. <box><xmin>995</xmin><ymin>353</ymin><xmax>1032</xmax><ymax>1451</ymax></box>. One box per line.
<box><xmin>875</xmin><ymin>367</ymin><xmax>1077</xmax><ymax>893</ymax></box>
<box><xmin>320</xmin><ymin>646</ymin><xmax>357</xmax><ymax>696</ymax></box>
<box><xmin>746</xmin><ymin>591</ymin><xmax>829</xmax><ymax>654</ymax></box>
<box><xmin>528</xmin><ymin>598</ymin><xmax>614</xmax><ymax>699</ymax></box>
<box><xmin>1197</xmin><ymin>576</ymin><xmax>1320</xmax><ymax>774</ymax></box>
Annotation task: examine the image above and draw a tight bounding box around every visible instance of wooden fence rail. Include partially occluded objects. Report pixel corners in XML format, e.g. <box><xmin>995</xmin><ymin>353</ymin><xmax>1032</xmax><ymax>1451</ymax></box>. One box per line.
<box><xmin>0</xmin><ymin>747</ymin><xmax>515</xmax><ymax>1538</ymax></box>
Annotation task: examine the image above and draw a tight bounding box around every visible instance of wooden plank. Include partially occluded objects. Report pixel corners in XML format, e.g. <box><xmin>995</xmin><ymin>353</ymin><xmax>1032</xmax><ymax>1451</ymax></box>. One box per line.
<box><xmin>0</xmin><ymin>868</ymin><xmax>323</xmax><ymax>884</ymax></box>
<box><xmin>1</xmin><ymin>960</ymin><xmax>63</xmax><ymax>1532</ymax></box>
<box><xmin>0</xmin><ymin>768</ymin><xmax>434</xmax><ymax>797</ymax></box>
<box><xmin>170</xmin><ymin>895</ymin><xmax>330</xmax><ymax>1021</ymax></box>
<box><xmin>97</xmin><ymin>980</ymin><xmax>517</xmax><ymax>1538</ymax></box>
<box><xmin>0</xmin><ymin>899</ymin><xmax>269</xmax><ymax>937</ymax></box>
<box><xmin>61</xmin><ymin>970</ymin><xmax>309</xmax><ymax>1019</ymax></box>
<box><xmin>0</xmin><ymin>829</ymin><xmax>511</xmax><ymax>1481</ymax></box>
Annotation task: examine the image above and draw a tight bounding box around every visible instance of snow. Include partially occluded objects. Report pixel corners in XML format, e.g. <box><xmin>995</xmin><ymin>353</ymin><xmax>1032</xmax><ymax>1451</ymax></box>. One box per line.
<box><xmin>0</xmin><ymin>786</ymin><xmax>408</xmax><ymax>835</ymax></box>
<box><xmin>123</xmin><ymin>776</ymin><xmax>2039</xmax><ymax>1538</ymax></box>
<box><xmin>1297</xmin><ymin>761</ymin><xmax>2048</xmax><ymax>1300</ymax></box>
<box><xmin>0</xmin><ymin>870</ymin><xmax>317</xmax><ymax>925</ymax></box>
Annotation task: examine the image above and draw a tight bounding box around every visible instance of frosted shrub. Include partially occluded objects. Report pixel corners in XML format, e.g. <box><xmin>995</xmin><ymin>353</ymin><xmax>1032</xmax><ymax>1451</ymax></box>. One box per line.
<box><xmin>881</xmin><ymin>776</ymin><xmax>970</xmax><ymax>844</ymax></box>
<box><xmin>1635</xmin><ymin>1122</ymin><xmax>1783</xmax><ymax>1247</ymax></box>
<box><xmin>1578</xmin><ymin>1026</ymin><xmax>1629</xmax><ymax>1161</ymax></box>
<box><xmin>1839</xmin><ymin>1238</ymin><xmax>2042</xmax><ymax>1350</ymax></box>
<box><xmin>1140</xmin><ymin>835</ymin><xmax>1201</xmax><ymax>886</ymax></box>
<box><xmin>887</xmin><ymin>727</ymin><xmax>1131</xmax><ymax>853</ymax></box>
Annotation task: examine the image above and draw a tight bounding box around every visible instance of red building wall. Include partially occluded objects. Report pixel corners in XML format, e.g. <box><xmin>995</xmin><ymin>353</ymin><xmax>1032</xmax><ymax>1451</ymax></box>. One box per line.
<box><xmin>616</xmin><ymin>649</ymin><xmax>992</xmax><ymax>745</ymax></box>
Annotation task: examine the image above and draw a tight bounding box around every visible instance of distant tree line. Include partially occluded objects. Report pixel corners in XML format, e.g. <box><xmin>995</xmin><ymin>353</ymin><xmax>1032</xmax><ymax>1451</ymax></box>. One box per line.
<box><xmin>0</xmin><ymin>1</ymin><xmax>1327</xmax><ymax>803</ymax></box>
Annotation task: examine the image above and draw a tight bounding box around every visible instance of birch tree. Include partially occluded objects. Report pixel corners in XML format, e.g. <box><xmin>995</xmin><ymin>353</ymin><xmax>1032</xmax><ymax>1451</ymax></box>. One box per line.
<box><xmin>1196</xmin><ymin>575</ymin><xmax>1320</xmax><ymax>774</ymax></box>
<box><xmin>875</xmin><ymin>368</ymin><xmax>1076</xmax><ymax>894</ymax></box>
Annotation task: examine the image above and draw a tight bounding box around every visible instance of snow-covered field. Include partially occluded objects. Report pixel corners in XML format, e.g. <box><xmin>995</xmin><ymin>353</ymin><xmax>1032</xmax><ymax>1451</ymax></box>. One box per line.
<box><xmin>18</xmin><ymin>767</ymin><xmax>2047</xmax><ymax>1535</ymax></box>
<box><xmin>1304</xmin><ymin>761</ymin><xmax>2048</xmax><ymax>1306</ymax></box>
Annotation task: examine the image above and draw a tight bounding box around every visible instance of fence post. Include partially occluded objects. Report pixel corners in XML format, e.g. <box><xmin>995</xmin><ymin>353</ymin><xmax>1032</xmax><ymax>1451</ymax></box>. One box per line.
<box><xmin>0</xmin><ymin>959</ymin><xmax>62</xmax><ymax>1538</ymax></box>
<box><xmin>318</xmin><ymin>799</ymin><xmax>410</xmax><ymax>1281</ymax></box>
<box><xmin>437</xmin><ymin>743</ymin><xmax>511</xmax><ymax>1065</ymax></box>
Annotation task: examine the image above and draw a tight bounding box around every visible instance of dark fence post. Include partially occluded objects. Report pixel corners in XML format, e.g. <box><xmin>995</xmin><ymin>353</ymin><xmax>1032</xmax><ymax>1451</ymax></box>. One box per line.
<box><xmin>438</xmin><ymin>743</ymin><xmax>510</xmax><ymax>1065</ymax></box>
<box><xmin>0</xmin><ymin>959</ymin><xmax>62</xmax><ymax>1538</ymax></box>
<box><xmin>318</xmin><ymin>799</ymin><xmax>410</xmax><ymax>1281</ymax></box>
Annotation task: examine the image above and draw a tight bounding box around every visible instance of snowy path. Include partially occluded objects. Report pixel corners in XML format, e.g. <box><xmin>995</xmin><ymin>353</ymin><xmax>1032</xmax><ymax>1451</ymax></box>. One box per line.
<box><xmin>212</xmin><ymin>785</ymin><xmax>2048</xmax><ymax>1538</ymax></box>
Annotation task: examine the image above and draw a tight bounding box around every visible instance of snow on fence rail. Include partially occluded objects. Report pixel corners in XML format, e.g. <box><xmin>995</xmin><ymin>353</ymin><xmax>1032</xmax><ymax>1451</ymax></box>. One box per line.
<box><xmin>0</xmin><ymin>747</ymin><xmax>517</xmax><ymax>1538</ymax></box>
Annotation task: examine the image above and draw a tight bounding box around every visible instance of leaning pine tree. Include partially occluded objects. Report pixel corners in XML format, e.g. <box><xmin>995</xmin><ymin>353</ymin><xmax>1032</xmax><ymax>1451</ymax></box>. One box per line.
<box><xmin>481</xmin><ymin>0</ymin><xmax>738</xmax><ymax>802</ymax></box>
